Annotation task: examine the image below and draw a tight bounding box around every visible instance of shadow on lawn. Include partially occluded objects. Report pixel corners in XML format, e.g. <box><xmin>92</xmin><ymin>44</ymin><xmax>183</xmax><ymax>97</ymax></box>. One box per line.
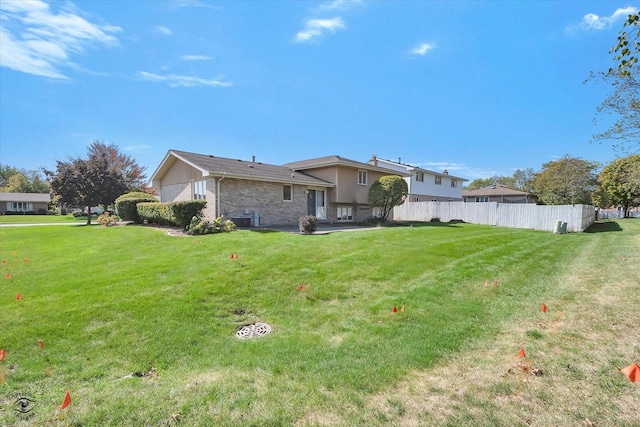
<box><xmin>393</xmin><ymin>221</ymin><xmax>462</xmax><ymax>228</ymax></box>
<box><xmin>584</xmin><ymin>221</ymin><xmax>623</xmax><ymax>233</ymax></box>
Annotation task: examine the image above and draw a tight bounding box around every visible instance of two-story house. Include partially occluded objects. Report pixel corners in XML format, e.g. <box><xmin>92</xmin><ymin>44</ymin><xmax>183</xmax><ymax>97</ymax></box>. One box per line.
<box><xmin>367</xmin><ymin>155</ymin><xmax>467</xmax><ymax>202</ymax></box>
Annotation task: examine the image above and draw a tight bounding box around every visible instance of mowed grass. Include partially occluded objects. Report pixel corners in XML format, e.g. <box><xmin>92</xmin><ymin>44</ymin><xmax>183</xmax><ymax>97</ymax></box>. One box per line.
<box><xmin>0</xmin><ymin>221</ymin><xmax>638</xmax><ymax>425</ymax></box>
<box><xmin>0</xmin><ymin>214</ymin><xmax>85</xmax><ymax>224</ymax></box>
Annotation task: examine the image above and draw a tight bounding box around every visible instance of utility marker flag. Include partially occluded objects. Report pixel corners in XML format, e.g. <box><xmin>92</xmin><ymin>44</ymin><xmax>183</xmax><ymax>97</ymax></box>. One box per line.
<box><xmin>6</xmin><ymin>273</ymin><xmax>11</xmax><ymax>280</ymax></box>
<box><xmin>393</xmin><ymin>306</ymin><xmax>398</xmax><ymax>313</ymax></box>
<box><xmin>16</xmin><ymin>293</ymin><xmax>21</xmax><ymax>300</ymax></box>
<box><xmin>1</xmin><ymin>260</ymin><xmax>5</xmax><ymax>265</ymax></box>
<box><xmin>61</xmin><ymin>390</ymin><xmax>71</xmax><ymax>409</ymax></box>
<box><xmin>484</xmin><ymin>279</ymin><xmax>488</xmax><ymax>287</ymax></box>
<box><xmin>0</xmin><ymin>348</ymin><xmax>5</xmax><ymax>361</ymax></box>
<box><xmin>621</xmin><ymin>362</ymin><xmax>640</xmax><ymax>382</ymax></box>
<box><xmin>298</xmin><ymin>284</ymin><xmax>303</xmax><ymax>291</ymax></box>
<box><xmin>517</xmin><ymin>348</ymin><xmax>526</xmax><ymax>358</ymax></box>
<box><xmin>401</xmin><ymin>305</ymin><xmax>405</xmax><ymax>314</ymax></box>
<box><xmin>38</xmin><ymin>339</ymin><xmax>44</xmax><ymax>348</ymax></box>
<box><xmin>24</xmin><ymin>258</ymin><xmax>28</xmax><ymax>264</ymax></box>
<box><xmin>542</xmin><ymin>303</ymin><xmax>548</xmax><ymax>313</ymax></box>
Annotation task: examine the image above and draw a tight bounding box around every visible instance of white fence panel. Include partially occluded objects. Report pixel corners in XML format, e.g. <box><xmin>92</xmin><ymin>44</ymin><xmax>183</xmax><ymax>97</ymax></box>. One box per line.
<box><xmin>393</xmin><ymin>202</ymin><xmax>596</xmax><ymax>232</ymax></box>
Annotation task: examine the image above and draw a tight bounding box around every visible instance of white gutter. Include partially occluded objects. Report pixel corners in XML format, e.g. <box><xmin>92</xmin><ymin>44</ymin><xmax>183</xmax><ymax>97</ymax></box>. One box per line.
<box><xmin>217</xmin><ymin>172</ymin><xmax>226</xmax><ymax>217</ymax></box>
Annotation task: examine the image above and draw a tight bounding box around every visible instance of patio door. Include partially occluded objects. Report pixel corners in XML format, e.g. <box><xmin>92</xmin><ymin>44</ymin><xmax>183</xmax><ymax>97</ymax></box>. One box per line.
<box><xmin>307</xmin><ymin>190</ymin><xmax>326</xmax><ymax>220</ymax></box>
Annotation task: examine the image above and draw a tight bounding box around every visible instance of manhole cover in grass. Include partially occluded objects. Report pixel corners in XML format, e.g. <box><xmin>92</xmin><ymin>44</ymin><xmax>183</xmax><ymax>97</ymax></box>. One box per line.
<box><xmin>236</xmin><ymin>323</ymin><xmax>271</xmax><ymax>339</ymax></box>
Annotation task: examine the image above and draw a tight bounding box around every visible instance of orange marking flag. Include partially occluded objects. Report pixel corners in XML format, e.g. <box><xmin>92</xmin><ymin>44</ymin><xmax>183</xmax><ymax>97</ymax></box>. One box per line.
<box><xmin>61</xmin><ymin>390</ymin><xmax>71</xmax><ymax>409</ymax></box>
<box><xmin>16</xmin><ymin>293</ymin><xmax>21</xmax><ymax>300</ymax></box>
<box><xmin>541</xmin><ymin>303</ymin><xmax>548</xmax><ymax>313</ymax></box>
<box><xmin>517</xmin><ymin>348</ymin><xmax>526</xmax><ymax>358</ymax></box>
<box><xmin>621</xmin><ymin>362</ymin><xmax>640</xmax><ymax>382</ymax></box>
<box><xmin>0</xmin><ymin>348</ymin><xmax>5</xmax><ymax>361</ymax></box>
<box><xmin>38</xmin><ymin>339</ymin><xmax>44</xmax><ymax>348</ymax></box>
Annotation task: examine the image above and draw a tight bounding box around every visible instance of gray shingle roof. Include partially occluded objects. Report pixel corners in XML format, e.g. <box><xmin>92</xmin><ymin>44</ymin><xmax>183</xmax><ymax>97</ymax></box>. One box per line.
<box><xmin>169</xmin><ymin>150</ymin><xmax>334</xmax><ymax>187</ymax></box>
<box><xmin>462</xmin><ymin>184</ymin><xmax>531</xmax><ymax>197</ymax></box>
<box><xmin>0</xmin><ymin>192</ymin><xmax>51</xmax><ymax>203</ymax></box>
<box><xmin>284</xmin><ymin>155</ymin><xmax>411</xmax><ymax>176</ymax></box>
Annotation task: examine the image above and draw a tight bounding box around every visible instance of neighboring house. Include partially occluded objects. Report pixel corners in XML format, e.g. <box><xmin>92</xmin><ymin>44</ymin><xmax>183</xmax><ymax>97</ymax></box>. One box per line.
<box><xmin>462</xmin><ymin>184</ymin><xmax>537</xmax><ymax>203</ymax></box>
<box><xmin>0</xmin><ymin>192</ymin><xmax>51</xmax><ymax>214</ymax></box>
<box><xmin>150</xmin><ymin>150</ymin><xmax>410</xmax><ymax>226</ymax></box>
<box><xmin>284</xmin><ymin>155</ymin><xmax>410</xmax><ymax>223</ymax></box>
<box><xmin>150</xmin><ymin>150</ymin><xmax>335</xmax><ymax>226</ymax></box>
<box><xmin>367</xmin><ymin>155</ymin><xmax>468</xmax><ymax>201</ymax></box>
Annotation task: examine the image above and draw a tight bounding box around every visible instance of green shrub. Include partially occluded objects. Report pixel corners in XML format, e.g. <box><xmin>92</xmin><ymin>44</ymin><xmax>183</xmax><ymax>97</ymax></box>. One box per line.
<box><xmin>299</xmin><ymin>215</ymin><xmax>317</xmax><ymax>234</ymax></box>
<box><xmin>187</xmin><ymin>215</ymin><xmax>237</xmax><ymax>235</ymax></box>
<box><xmin>115</xmin><ymin>192</ymin><xmax>158</xmax><ymax>223</ymax></box>
<box><xmin>97</xmin><ymin>212</ymin><xmax>118</xmax><ymax>227</ymax></box>
<box><xmin>137</xmin><ymin>200</ymin><xmax>207</xmax><ymax>228</ymax></box>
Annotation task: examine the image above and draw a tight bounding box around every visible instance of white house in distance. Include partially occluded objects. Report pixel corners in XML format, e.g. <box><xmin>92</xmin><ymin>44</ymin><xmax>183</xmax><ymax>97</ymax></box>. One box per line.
<box><xmin>368</xmin><ymin>155</ymin><xmax>468</xmax><ymax>201</ymax></box>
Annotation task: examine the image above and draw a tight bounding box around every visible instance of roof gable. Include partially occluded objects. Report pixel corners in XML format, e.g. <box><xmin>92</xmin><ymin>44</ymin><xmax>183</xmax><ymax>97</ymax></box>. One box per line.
<box><xmin>284</xmin><ymin>155</ymin><xmax>410</xmax><ymax>176</ymax></box>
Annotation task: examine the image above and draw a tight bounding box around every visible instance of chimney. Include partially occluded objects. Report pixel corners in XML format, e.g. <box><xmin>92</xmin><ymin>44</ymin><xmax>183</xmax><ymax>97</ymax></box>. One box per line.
<box><xmin>398</xmin><ymin>157</ymin><xmax>402</xmax><ymax>164</ymax></box>
<box><xmin>443</xmin><ymin>169</ymin><xmax>449</xmax><ymax>175</ymax></box>
<box><xmin>370</xmin><ymin>154</ymin><xmax>378</xmax><ymax>166</ymax></box>
<box><xmin>252</xmin><ymin>155</ymin><xmax>256</xmax><ymax>162</ymax></box>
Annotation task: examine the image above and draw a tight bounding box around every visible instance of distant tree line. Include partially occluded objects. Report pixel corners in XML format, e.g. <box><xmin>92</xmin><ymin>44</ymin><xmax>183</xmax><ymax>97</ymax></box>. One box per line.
<box><xmin>0</xmin><ymin>165</ymin><xmax>49</xmax><ymax>193</ymax></box>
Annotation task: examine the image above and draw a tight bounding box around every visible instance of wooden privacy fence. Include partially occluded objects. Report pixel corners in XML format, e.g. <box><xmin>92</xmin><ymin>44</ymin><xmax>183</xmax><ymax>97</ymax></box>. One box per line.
<box><xmin>393</xmin><ymin>202</ymin><xmax>595</xmax><ymax>232</ymax></box>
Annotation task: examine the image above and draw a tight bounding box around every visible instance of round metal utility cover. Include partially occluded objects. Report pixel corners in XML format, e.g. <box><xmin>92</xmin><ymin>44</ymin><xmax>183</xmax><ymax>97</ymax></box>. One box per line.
<box><xmin>236</xmin><ymin>322</ymin><xmax>271</xmax><ymax>339</ymax></box>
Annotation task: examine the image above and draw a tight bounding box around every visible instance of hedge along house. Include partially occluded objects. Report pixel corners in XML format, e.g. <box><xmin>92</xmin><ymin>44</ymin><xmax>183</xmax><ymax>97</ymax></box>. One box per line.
<box><xmin>283</xmin><ymin>155</ymin><xmax>411</xmax><ymax>223</ymax></box>
<box><xmin>0</xmin><ymin>192</ymin><xmax>51</xmax><ymax>214</ymax></box>
<box><xmin>150</xmin><ymin>150</ymin><xmax>334</xmax><ymax>226</ymax></box>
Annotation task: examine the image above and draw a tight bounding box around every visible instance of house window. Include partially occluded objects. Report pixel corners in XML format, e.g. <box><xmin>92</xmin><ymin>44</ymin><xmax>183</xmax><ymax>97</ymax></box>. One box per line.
<box><xmin>336</xmin><ymin>206</ymin><xmax>353</xmax><ymax>221</ymax></box>
<box><xmin>192</xmin><ymin>180</ymin><xmax>206</xmax><ymax>200</ymax></box>
<box><xmin>414</xmin><ymin>197</ymin><xmax>419</xmax><ymax>202</ymax></box>
<box><xmin>283</xmin><ymin>185</ymin><xmax>292</xmax><ymax>201</ymax></box>
<box><xmin>475</xmin><ymin>196</ymin><xmax>489</xmax><ymax>202</ymax></box>
<box><xmin>358</xmin><ymin>170</ymin><xmax>367</xmax><ymax>185</ymax></box>
<box><xmin>416</xmin><ymin>172</ymin><xmax>424</xmax><ymax>182</ymax></box>
<box><xmin>435</xmin><ymin>176</ymin><xmax>442</xmax><ymax>185</ymax></box>
<box><xmin>9</xmin><ymin>202</ymin><xmax>32</xmax><ymax>212</ymax></box>
<box><xmin>451</xmin><ymin>179</ymin><xmax>457</xmax><ymax>188</ymax></box>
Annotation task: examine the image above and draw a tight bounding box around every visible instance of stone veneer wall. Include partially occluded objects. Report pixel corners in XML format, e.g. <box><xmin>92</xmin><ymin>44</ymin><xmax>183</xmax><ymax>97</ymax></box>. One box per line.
<box><xmin>219</xmin><ymin>178</ymin><xmax>307</xmax><ymax>226</ymax></box>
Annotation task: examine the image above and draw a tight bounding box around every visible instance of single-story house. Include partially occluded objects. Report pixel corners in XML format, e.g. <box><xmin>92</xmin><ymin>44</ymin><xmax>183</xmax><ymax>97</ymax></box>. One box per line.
<box><xmin>0</xmin><ymin>192</ymin><xmax>51</xmax><ymax>214</ymax></box>
<box><xmin>462</xmin><ymin>184</ymin><xmax>537</xmax><ymax>203</ymax></box>
<box><xmin>367</xmin><ymin>155</ymin><xmax>468</xmax><ymax>202</ymax></box>
<box><xmin>150</xmin><ymin>150</ymin><xmax>409</xmax><ymax>226</ymax></box>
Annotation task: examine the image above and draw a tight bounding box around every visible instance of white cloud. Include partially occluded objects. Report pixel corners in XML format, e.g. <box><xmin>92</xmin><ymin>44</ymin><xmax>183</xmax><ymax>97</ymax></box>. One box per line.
<box><xmin>0</xmin><ymin>0</ymin><xmax>121</xmax><ymax>79</ymax></box>
<box><xmin>124</xmin><ymin>144</ymin><xmax>153</xmax><ymax>152</ymax></box>
<box><xmin>409</xmin><ymin>42</ymin><xmax>436</xmax><ymax>56</ymax></box>
<box><xmin>579</xmin><ymin>6</ymin><xmax>638</xmax><ymax>30</ymax></box>
<box><xmin>295</xmin><ymin>17</ymin><xmax>346</xmax><ymax>42</ymax></box>
<box><xmin>156</xmin><ymin>26</ymin><xmax>172</xmax><ymax>35</ymax></box>
<box><xmin>140</xmin><ymin>71</ymin><xmax>232</xmax><ymax>87</ymax></box>
<box><xmin>318</xmin><ymin>0</ymin><xmax>363</xmax><ymax>12</ymax></box>
<box><xmin>182</xmin><ymin>54</ymin><xmax>212</xmax><ymax>61</ymax></box>
<box><xmin>173</xmin><ymin>0</ymin><xmax>221</xmax><ymax>10</ymax></box>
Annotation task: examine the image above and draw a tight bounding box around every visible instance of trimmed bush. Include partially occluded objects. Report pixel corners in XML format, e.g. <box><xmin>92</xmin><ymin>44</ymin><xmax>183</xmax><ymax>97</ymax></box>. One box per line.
<box><xmin>186</xmin><ymin>215</ymin><xmax>237</xmax><ymax>235</ymax></box>
<box><xmin>137</xmin><ymin>200</ymin><xmax>207</xmax><ymax>228</ymax></box>
<box><xmin>299</xmin><ymin>215</ymin><xmax>317</xmax><ymax>234</ymax></box>
<box><xmin>97</xmin><ymin>212</ymin><xmax>118</xmax><ymax>227</ymax></box>
<box><xmin>115</xmin><ymin>192</ymin><xmax>158</xmax><ymax>223</ymax></box>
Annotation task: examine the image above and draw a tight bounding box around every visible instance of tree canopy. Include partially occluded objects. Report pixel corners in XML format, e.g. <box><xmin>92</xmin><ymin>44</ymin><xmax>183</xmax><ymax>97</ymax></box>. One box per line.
<box><xmin>591</xmin><ymin>12</ymin><xmax>640</xmax><ymax>153</ymax></box>
<box><xmin>368</xmin><ymin>175</ymin><xmax>408</xmax><ymax>222</ymax></box>
<box><xmin>594</xmin><ymin>154</ymin><xmax>640</xmax><ymax>217</ymax></box>
<box><xmin>44</xmin><ymin>143</ymin><xmax>146</xmax><ymax>224</ymax></box>
<box><xmin>533</xmin><ymin>155</ymin><xmax>600</xmax><ymax>205</ymax></box>
<box><xmin>0</xmin><ymin>165</ymin><xmax>49</xmax><ymax>193</ymax></box>
<box><xmin>464</xmin><ymin>168</ymin><xmax>535</xmax><ymax>193</ymax></box>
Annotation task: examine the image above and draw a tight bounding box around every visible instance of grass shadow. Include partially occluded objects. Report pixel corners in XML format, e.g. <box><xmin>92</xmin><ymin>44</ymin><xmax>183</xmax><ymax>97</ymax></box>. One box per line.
<box><xmin>390</xmin><ymin>221</ymin><xmax>463</xmax><ymax>228</ymax></box>
<box><xmin>584</xmin><ymin>221</ymin><xmax>623</xmax><ymax>233</ymax></box>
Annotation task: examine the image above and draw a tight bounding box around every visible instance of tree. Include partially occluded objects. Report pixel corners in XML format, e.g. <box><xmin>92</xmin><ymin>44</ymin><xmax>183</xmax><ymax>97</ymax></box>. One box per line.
<box><xmin>595</xmin><ymin>154</ymin><xmax>640</xmax><ymax>217</ymax></box>
<box><xmin>0</xmin><ymin>166</ymin><xmax>49</xmax><ymax>193</ymax></box>
<box><xmin>45</xmin><ymin>153</ymin><xmax>129</xmax><ymax>225</ymax></box>
<box><xmin>87</xmin><ymin>141</ymin><xmax>147</xmax><ymax>190</ymax></box>
<box><xmin>0</xmin><ymin>164</ymin><xmax>19</xmax><ymax>188</ymax></box>
<box><xmin>533</xmin><ymin>155</ymin><xmax>600</xmax><ymax>205</ymax></box>
<box><xmin>368</xmin><ymin>175</ymin><xmax>409</xmax><ymax>222</ymax></box>
<box><xmin>512</xmin><ymin>168</ymin><xmax>536</xmax><ymax>193</ymax></box>
<box><xmin>591</xmin><ymin>12</ymin><xmax>640</xmax><ymax>153</ymax></box>
<box><xmin>464</xmin><ymin>176</ymin><xmax>515</xmax><ymax>191</ymax></box>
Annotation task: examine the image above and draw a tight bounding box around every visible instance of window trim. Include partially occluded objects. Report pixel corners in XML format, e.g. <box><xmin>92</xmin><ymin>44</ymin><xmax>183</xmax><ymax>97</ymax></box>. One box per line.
<box><xmin>415</xmin><ymin>172</ymin><xmax>424</xmax><ymax>182</ymax></box>
<box><xmin>336</xmin><ymin>206</ymin><xmax>353</xmax><ymax>222</ymax></box>
<box><xmin>192</xmin><ymin>180</ymin><xmax>206</xmax><ymax>200</ymax></box>
<box><xmin>357</xmin><ymin>170</ymin><xmax>368</xmax><ymax>186</ymax></box>
<box><xmin>451</xmin><ymin>179</ymin><xmax>457</xmax><ymax>188</ymax></box>
<box><xmin>283</xmin><ymin>184</ymin><xmax>293</xmax><ymax>202</ymax></box>
<box><xmin>435</xmin><ymin>176</ymin><xmax>442</xmax><ymax>185</ymax></box>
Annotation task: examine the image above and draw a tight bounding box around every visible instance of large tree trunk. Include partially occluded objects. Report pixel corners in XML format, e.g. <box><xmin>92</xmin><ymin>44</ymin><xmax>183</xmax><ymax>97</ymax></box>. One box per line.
<box><xmin>86</xmin><ymin>206</ymin><xmax>92</xmax><ymax>225</ymax></box>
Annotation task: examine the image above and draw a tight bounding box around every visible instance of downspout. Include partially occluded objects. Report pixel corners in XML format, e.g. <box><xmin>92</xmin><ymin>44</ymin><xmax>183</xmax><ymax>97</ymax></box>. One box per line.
<box><xmin>217</xmin><ymin>173</ymin><xmax>226</xmax><ymax>218</ymax></box>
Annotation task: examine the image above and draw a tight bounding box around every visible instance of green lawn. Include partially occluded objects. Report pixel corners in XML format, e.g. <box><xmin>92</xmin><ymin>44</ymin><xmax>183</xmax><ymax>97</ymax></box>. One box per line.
<box><xmin>0</xmin><ymin>214</ymin><xmax>87</xmax><ymax>224</ymax></box>
<box><xmin>0</xmin><ymin>221</ymin><xmax>638</xmax><ymax>426</ymax></box>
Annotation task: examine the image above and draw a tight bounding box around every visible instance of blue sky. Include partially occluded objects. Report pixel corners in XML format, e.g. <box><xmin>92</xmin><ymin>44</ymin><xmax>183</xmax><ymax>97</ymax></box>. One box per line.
<box><xmin>1</xmin><ymin>0</ymin><xmax>638</xmax><ymax>182</ymax></box>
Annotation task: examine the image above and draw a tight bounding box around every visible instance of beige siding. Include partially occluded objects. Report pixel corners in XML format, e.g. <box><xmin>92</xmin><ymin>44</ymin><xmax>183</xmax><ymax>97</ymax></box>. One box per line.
<box><xmin>160</xmin><ymin>160</ymin><xmax>204</xmax><ymax>187</ymax></box>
